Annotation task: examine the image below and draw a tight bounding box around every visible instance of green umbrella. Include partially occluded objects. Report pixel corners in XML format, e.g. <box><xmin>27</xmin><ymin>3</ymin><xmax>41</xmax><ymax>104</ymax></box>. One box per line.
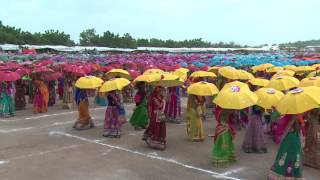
<box><xmin>22</xmin><ymin>76</ymin><xmax>32</xmax><ymax>81</ymax></box>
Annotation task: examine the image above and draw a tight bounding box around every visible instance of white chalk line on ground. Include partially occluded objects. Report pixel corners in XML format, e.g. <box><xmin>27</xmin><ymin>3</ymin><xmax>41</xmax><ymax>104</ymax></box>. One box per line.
<box><xmin>0</xmin><ymin>119</ymin><xmax>104</xmax><ymax>134</ymax></box>
<box><xmin>0</xmin><ymin>144</ymin><xmax>82</xmax><ymax>166</ymax></box>
<box><xmin>0</xmin><ymin>107</ymin><xmax>107</xmax><ymax>122</ymax></box>
<box><xmin>50</xmin><ymin>131</ymin><xmax>242</xmax><ymax>180</ymax></box>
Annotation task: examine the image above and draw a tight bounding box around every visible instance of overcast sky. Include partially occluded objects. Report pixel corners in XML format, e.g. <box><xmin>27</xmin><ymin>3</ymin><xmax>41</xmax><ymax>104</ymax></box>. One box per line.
<box><xmin>0</xmin><ymin>0</ymin><xmax>319</xmax><ymax>45</ymax></box>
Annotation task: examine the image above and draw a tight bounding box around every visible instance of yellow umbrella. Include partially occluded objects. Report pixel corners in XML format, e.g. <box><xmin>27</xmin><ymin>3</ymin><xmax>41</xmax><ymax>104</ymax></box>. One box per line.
<box><xmin>218</xmin><ymin>66</ymin><xmax>239</xmax><ymax>80</ymax></box>
<box><xmin>190</xmin><ymin>71</ymin><xmax>216</xmax><ymax>78</ymax></box>
<box><xmin>75</xmin><ymin>76</ymin><xmax>103</xmax><ymax>89</ymax></box>
<box><xmin>175</xmin><ymin>68</ymin><xmax>189</xmax><ymax>74</ymax></box>
<box><xmin>266</xmin><ymin>66</ymin><xmax>284</xmax><ymax>73</ymax></box>
<box><xmin>187</xmin><ymin>81</ymin><xmax>219</xmax><ymax>96</ymax></box>
<box><xmin>300</xmin><ymin>77</ymin><xmax>320</xmax><ymax>87</ymax></box>
<box><xmin>221</xmin><ymin>81</ymin><xmax>250</xmax><ymax>92</ymax></box>
<box><xmin>255</xmin><ymin>88</ymin><xmax>284</xmax><ymax>109</ymax></box>
<box><xmin>208</xmin><ymin>66</ymin><xmax>221</xmax><ymax>74</ymax></box>
<box><xmin>143</xmin><ymin>69</ymin><xmax>164</xmax><ymax>75</ymax></box>
<box><xmin>249</xmin><ymin>78</ymin><xmax>269</xmax><ymax>87</ymax></box>
<box><xmin>134</xmin><ymin>74</ymin><xmax>161</xmax><ymax>83</ymax></box>
<box><xmin>252</xmin><ymin>63</ymin><xmax>274</xmax><ymax>72</ymax></box>
<box><xmin>292</xmin><ymin>66</ymin><xmax>315</xmax><ymax>73</ymax></box>
<box><xmin>284</xmin><ymin>65</ymin><xmax>296</xmax><ymax>71</ymax></box>
<box><xmin>151</xmin><ymin>74</ymin><xmax>185</xmax><ymax>87</ymax></box>
<box><xmin>238</xmin><ymin>70</ymin><xmax>254</xmax><ymax>80</ymax></box>
<box><xmin>99</xmin><ymin>78</ymin><xmax>130</xmax><ymax>92</ymax></box>
<box><xmin>105</xmin><ymin>69</ymin><xmax>131</xmax><ymax>80</ymax></box>
<box><xmin>213</xmin><ymin>85</ymin><xmax>258</xmax><ymax>110</ymax></box>
<box><xmin>173</xmin><ymin>70</ymin><xmax>187</xmax><ymax>81</ymax></box>
<box><xmin>276</xmin><ymin>87</ymin><xmax>320</xmax><ymax>114</ymax></box>
<box><xmin>307</xmin><ymin>70</ymin><xmax>320</xmax><ymax>78</ymax></box>
<box><xmin>267</xmin><ymin>76</ymin><xmax>299</xmax><ymax>91</ymax></box>
<box><xmin>312</xmin><ymin>64</ymin><xmax>320</xmax><ymax>68</ymax></box>
<box><xmin>273</xmin><ymin>70</ymin><xmax>295</xmax><ymax>77</ymax></box>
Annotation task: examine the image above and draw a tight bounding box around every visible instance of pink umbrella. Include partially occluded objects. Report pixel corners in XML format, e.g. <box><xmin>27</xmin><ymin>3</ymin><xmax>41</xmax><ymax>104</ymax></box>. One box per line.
<box><xmin>0</xmin><ymin>71</ymin><xmax>20</xmax><ymax>81</ymax></box>
<box><xmin>33</xmin><ymin>67</ymin><xmax>54</xmax><ymax>73</ymax></box>
<box><xmin>16</xmin><ymin>68</ymin><xmax>31</xmax><ymax>76</ymax></box>
<box><xmin>45</xmin><ymin>72</ymin><xmax>62</xmax><ymax>81</ymax></box>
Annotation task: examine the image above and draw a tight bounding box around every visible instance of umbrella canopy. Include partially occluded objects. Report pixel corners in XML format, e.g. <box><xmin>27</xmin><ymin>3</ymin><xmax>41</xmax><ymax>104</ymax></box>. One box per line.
<box><xmin>266</xmin><ymin>66</ymin><xmax>284</xmax><ymax>73</ymax></box>
<box><xmin>134</xmin><ymin>74</ymin><xmax>161</xmax><ymax>83</ymax></box>
<box><xmin>252</xmin><ymin>63</ymin><xmax>274</xmax><ymax>72</ymax></box>
<box><xmin>218</xmin><ymin>66</ymin><xmax>239</xmax><ymax>80</ymax></box>
<box><xmin>273</xmin><ymin>70</ymin><xmax>295</xmax><ymax>77</ymax></box>
<box><xmin>44</xmin><ymin>72</ymin><xmax>62</xmax><ymax>81</ymax></box>
<box><xmin>249</xmin><ymin>78</ymin><xmax>269</xmax><ymax>87</ymax></box>
<box><xmin>292</xmin><ymin>66</ymin><xmax>315</xmax><ymax>73</ymax></box>
<box><xmin>151</xmin><ymin>74</ymin><xmax>184</xmax><ymax>87</ymax></box>
<box><xmin>300</xmin><ymin>77</ymin><xmax>320</xmax><ymax>87</ymax></box>
<box><xmin>99</xmin><ymin>78</ymin><xmax>130</xmax><ymax>92</ymax></box>
<box><xmin>190</xmin><ymin>71</ymin><xmax>216</xmax><ymax>78</ymax></box>
<box><xmin>75</xmin><ymin>76</ymin><xmax>103</xmax><ymax>89</ymax></box>
<box><xmin>238</xmin><ymin>70</ymin><xmax>254</xmax><ymax>80</ymax></box>
<box><xmin>187</xmin><ymin>81</ymin><xmax>219</xmax><ymax>96</ymax></box>
<box><xmin>255</xmin><ymin>88</ymin><xmax>284</xmax><ymax>109</ymax></box>
<box><xmin>283</xmin><ymin>65</ymin><xmax>296</xmax><ymax>71</ymax></box>
<box><xmin>307</xmin><ymin>70</ymin><xmax>320</xmax><ymax>78</ymax></box>
<box><xmin>143</xmin><ymin>69</ymin><xmax>164</xmax><ymax>75</ymax></box>
<box><xmin>0</xmin><ymin>71</ymin><xmax>20</xmax><ymax>81</ymax></box>
<box><xmin>220</xmin><ymin>81</ymin><xmax>250</xmax><ymax>92</ymax></box>
<box><xmin>213</xmin><ymin>85</ymin><xmax>258</xmax><ymax>110</ymax></box>
<box><xmin>267</xmin><ymin>76</ymin><xmax>299</xmax><ymax>91</ymax></box>
<box><xmin>276</xmin><ymin>87</ymin><xmax>320</xmax><ymax>114</ymax></box>
<box><xmin>105</xmin><ymin>69</ymin><xmax>131</xmax><ymax>80</ymax></box>
<box><xmin>33</xmin><ymin>67</ymin><xmax>54</xmax><ymax>73</ymax></box>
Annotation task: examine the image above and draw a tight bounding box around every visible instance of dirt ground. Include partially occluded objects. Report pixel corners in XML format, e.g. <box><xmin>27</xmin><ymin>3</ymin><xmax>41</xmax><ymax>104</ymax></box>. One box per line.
<box><xmin>0</xmin><ymin>97</ymin><xmax>319</xmax><ymax>180</ymax></box>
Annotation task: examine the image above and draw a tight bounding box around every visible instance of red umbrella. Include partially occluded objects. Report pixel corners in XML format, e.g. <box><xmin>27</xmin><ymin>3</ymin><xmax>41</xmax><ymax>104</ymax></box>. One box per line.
<box><xmin>33</xmin><ymin>67</ymin><xmax>54</xmax><ymax>73</ymax></box>
<box><xmin>0</xmin><ymin>71</ymin><xmax>20</xmax><ymax>81</ymax></box>
<box><xmin>35</xmin><ymin>60</ymin><xmax>54</xmax><ymax>67</ymax></box>
<box><xmin>16</xmin><ymin>68</ymin><xmax>31</xmax><ymax>76</ymax></box>
<box><xmin>44</xmin><ymin>72</ymin><xmax>62</xmax><ymax>81</ymax></box>
<box><xmin>128</xmin><ymin>69</ymin><xmax>140</xmax><ymax>79</ymax></box>
<box><xmin>70</xmin><ymin>68</ymin><xmax>86</xmax><ymax>76</ymax></box>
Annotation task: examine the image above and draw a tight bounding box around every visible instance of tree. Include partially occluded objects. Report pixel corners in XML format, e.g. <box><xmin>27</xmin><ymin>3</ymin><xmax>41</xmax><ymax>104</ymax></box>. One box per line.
<box><xmin>80</xmin><ymin>28</ymin><xmax>98</xmax><ymax>46</ymax></box>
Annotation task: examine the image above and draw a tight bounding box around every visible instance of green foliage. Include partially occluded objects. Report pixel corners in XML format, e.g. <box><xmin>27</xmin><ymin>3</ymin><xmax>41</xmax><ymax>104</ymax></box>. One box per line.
<box><xmin>0</xmin><ymin>21</ymin><xmax>75</xmax><ymax>46</ymax></box>
<box><xmin>279</xmin><ymin>39</ymin><xmax>320</xmax><ymax>50</ymax></box>
<box><xmin>0</xmin><ymin>21</ymin><xmax>246</xmax><ymax>48</ymax></box>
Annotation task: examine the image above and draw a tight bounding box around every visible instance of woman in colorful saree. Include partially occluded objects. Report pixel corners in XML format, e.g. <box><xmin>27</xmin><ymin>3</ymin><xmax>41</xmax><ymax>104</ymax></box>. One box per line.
<box><xmin>142</xmin><ymin>86</ymin><xmax>166</xmax><ymax>150</ymax></box>
<box><xmin>33</xmin><ymin>80</ymin><xmax>49</xmax><ymax>113</ymax></box>
<box><xmin>0</xmin><ymin>82</ymin><xmax>16</xmax><ymax>117</ymax></box>
<box><xmin>103</xmin><ymin>90</ymin><xmax>123</xmax><ymax>138</ymax></box>
<box><xmin>63</xmin><ymin>75</ymin><xmax>73</xmax><ymax>109</ymax></box>
<box><xmin>164</xmin><ymin>86</ymin><xmax>181</xmax><ymax>123</ymax></box>
<box><xmin>58</xmin><ymin>78</ymin><xmax>64</xmax><ymax>100</ymax></box>
<box><xmin>130</xmin><ymin>82</ymin><xmax>149</xmax><ymax>130</ymax></box>
<box><xmin>212</xmin><ymin>106</ymin><xmax>236</xmax><ymax>167</ymax></box>
<box><xmin>48</xmin><ymin>80</ymin><xmax>56</xmax><ymax>106</ymax></box>
<box><xmin>268</xmin><ymin>114</ymin><xmax>304</xmax><ymax>180</ymax></box>
<box><xmin>303</xmin><ymin>109</ymin><xmax>320</xmax><ymax>169</ymax></box>
<box><xmin>242</xmin><ymin>105</ymin><xmax>267</xmax><ymax>153</ymax></box>
<box><xmin>15</xmin><ymin>79</ymin><xmax>26</xmax><ymax>110</ymax></box>
<box><xmin>186</xmin><ymin>94</ymin><xmax>205</xmax><ymax>141</ymax></box>
<box><xmin>72</xmin><ymin>88</ymin><xmax>94</xmax><ymax>130</ymax></box>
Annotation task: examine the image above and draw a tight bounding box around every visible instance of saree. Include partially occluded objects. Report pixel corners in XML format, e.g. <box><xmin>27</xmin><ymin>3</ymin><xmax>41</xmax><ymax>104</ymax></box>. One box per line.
<box><xmin>242</xmin><ymin>108</ymin><xmax>267</xmax><ymax>153</ymax></box>
<box><xmin>130</xmin><ymin>93</ymin><xmax>149</xmax><ymax>129</ymax></box>
<box><xmin>48</xmin><ymin>81</ymin><xmax>56</xmax><ymax>106</ymax></box>
<box><xmin>58</xmin><ymin>78</ymin><xmax>64</xmax><ymax>100</ymax></box>
<box><xmin>212</xmin><ymin>107</ymin><xmax>236</xmax><ymax>167</ymax></box>
<box><xmin>186</xmin><ymin>95</ymin><xmax>204</xmax><ymax>141</ymax></box>
<box><xmin>143</xmin><ymin>90</ymin><xmax>166</xmax><ymax>150</ymax></box>
<box><xmin>15</xmin><ymin>81</ymin><xmax>26</xmax><ymax>110</ymax></box>
<box><xmin>33</xmin><ymin>80</ymin><xmax>49</xmax><ymax>113</ymax></box>
<box><xmin>164</xmin><ymin>87</ymin><xmax>181</xmax><ymax>122</ymax></box>
<box><xmin>103</xmin><ymin>92</ymin><xmax>123</xmax><ymax>137</ymax></box>
<box><xmin>269</xmin><ymin>116</ymin><xmax>304</xmax><ymax>180</ymax></box>
<box><xmin>63</xmin><ymin>80</ymin><xmax>73</xmax><ymax>109</ymax></box>
<box><xmin>303</xmin><ymin>110</ymin><xmax>320</xmax><ymax>169</ymax></box>
<box><xmin>0</xmin><ymin>87</ymin><xmax>15</xmax><ymax>117</ymax></box>
<box><xmin>73</xmin><ymin>89</ymin><xmax>93</xmax><ymax>130</ymax></box>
